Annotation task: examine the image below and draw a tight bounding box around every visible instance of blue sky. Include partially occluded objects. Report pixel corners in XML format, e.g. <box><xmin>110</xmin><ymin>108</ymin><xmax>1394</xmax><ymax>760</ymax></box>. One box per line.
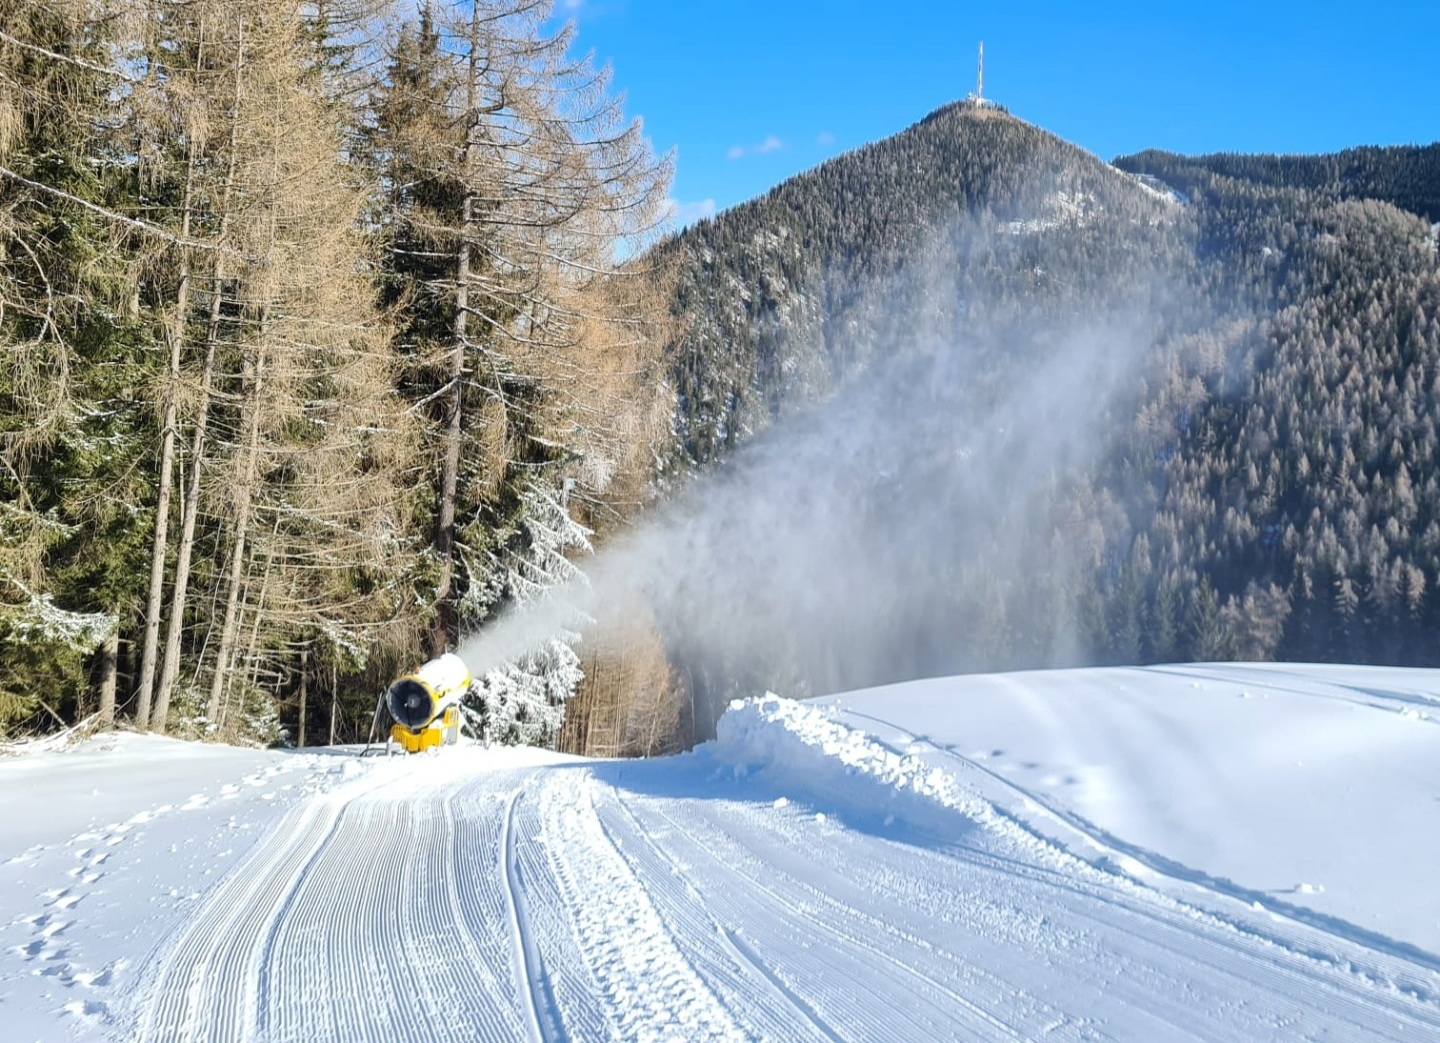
<box><xmin>554</xmin><ymin>0</ymin><xmax>1440</xmax><ymax>226</ymax></box>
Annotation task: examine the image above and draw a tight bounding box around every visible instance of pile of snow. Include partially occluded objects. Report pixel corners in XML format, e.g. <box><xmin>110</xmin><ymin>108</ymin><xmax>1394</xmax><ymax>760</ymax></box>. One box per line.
<box><xmin>713</xmin><ymin>694</ymin><xmax>980</xmax><ymax>815</ymax></box>
<box><xmin>712</xmin><ymin>693</ymin><xmax>1046</xmax><ymax>854</ymax></box>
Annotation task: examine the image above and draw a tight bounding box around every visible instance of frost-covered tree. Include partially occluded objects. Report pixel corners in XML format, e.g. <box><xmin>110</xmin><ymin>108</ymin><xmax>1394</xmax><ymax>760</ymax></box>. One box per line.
<box><xmin>464</xmin><ymin>481</ymin><xmax>590</xmax><ymax>745</ymax></box>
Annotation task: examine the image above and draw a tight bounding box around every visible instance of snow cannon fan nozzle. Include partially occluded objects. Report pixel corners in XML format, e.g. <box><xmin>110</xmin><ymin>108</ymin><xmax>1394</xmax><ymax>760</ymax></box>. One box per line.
<box><xmin>382</xmin><ymin>652</ymin><xmax>471</xmax><ymax>754</ymax></box>
<box><xmin>385</xmin><ymin>678</ymin><xmax>435</xmax><ymax>731</ymax></box>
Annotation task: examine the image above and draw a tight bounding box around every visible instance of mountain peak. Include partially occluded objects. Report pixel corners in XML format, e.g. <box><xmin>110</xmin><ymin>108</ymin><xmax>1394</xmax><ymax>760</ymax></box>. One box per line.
<box><xmin>920</xmin><ymin>97</ymin><xmax>1016</xmax><ymax>125</ymax></box>
<box><xmin>659</xmin><ymin>99</ymin><xmax>1183</xmax><ymax>471</ymax></box>
<box><xmin>698</xmin><ymin>100</ymin><xmax>1134</xmax><ymax>240</ymax></box>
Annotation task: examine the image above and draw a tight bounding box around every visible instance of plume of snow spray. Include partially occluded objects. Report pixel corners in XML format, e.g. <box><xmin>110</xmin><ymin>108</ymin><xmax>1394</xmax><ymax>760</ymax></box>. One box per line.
<box><xmin>458</xmin><ymin>211</ymin><xmax>1186</xmax><ymax>732</ymax></box>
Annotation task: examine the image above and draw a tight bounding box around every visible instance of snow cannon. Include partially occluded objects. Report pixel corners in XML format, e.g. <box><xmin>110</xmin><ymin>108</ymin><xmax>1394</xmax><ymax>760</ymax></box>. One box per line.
<box><xmin>385</xmin><ymin>653</ymin><xmax>470</xmax><ymax>753</ymax></box>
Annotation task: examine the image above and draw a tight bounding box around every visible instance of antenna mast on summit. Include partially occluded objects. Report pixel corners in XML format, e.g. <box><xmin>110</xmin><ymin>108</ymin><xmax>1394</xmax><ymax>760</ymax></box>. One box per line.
<box><xmin>966</xmin><ymin>42</ymin><xmax>990</xmax><ymax>107</ymax></box>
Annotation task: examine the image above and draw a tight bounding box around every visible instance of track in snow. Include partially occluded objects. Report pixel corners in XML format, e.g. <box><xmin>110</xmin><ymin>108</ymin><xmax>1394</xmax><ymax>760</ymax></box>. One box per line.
<box><xmin>114</xmin><ymin>744</ymin><xmax>1440</xmax><ymax>1042</ymax></box>
<box><xmin>501</xmin><ymin>785</ymin><xmax>563</xmax><ymax>1043</ymax></box>
<box><xmin>588</xmin><ymin>763</ymin><xmax>1440</xmax><ymax>1042</ymax></box>
<box><xmin>129</xmin><ymin>764</ymin><xmax>530</xmax><ymax>1043</ymax></box>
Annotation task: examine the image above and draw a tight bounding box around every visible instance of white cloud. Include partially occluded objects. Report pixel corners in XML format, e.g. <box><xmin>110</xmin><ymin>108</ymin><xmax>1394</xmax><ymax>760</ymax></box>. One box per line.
<box><xmin>666</xmin><ymin>198</ymin><xmax>718</xmax><ymax>227</ymax></box>
<box><xmin>817</xmin><ymin>131</ymin><xmax>836</xmax><ymax>147</ymax></box>
<box><xmin>564</xmin><ymin>0</ymin><xmax>585</xmax><ymax>8</ymax></box>
<box><xmin>727</xmin><ymin>134</ymin><xmax>786</xmax><ymax>160</ymax></box>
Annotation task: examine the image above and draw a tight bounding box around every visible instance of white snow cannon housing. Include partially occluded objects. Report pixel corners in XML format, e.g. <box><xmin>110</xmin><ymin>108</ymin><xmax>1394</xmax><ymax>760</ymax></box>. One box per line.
<box><xmin>385</xmin><ymin>653</ymin><xmax>470</xmax><ymax>753</ymax></box>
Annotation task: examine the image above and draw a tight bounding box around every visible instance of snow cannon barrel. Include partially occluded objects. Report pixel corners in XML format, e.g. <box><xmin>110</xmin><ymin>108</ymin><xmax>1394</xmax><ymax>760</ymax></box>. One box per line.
<box><xmin>385</xmin><ymin>653</ymin><xmax>470</xmax><ymax>754</ymax></box>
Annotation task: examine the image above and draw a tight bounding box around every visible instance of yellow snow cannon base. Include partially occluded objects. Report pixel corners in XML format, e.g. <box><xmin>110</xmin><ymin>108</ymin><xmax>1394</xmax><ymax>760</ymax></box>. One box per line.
<box><xmin>390</xmin><ymin>705</ymin><xmax>461</xmax><ymax>753</ymax></box>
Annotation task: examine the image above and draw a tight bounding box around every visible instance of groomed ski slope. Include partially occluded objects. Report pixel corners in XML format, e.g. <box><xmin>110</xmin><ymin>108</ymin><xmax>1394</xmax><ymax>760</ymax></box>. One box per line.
<box><xmin>3</xmin><ymin>664</ymin><xmax>1440</xmax><ymax>1041</ymax></box>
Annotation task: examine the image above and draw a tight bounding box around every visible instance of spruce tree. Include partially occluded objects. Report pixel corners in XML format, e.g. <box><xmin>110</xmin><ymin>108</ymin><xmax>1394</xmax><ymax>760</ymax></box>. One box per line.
<box><xmin>0</xmin><ymin>0</ymin><xmax>146</xmax><ymax>731</ymax></box>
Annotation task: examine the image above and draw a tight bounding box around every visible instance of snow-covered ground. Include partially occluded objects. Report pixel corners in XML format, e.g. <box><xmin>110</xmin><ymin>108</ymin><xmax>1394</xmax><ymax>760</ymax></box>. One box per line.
<box><xmin>4</xmin><ymin>664</ymin><xmax>1440</xmax><ymax>1041</ymax></box>
<box><xmin>819</xmin><ymin>663</ymin><xmax>1440</xmax><ymax>958</ymax></box>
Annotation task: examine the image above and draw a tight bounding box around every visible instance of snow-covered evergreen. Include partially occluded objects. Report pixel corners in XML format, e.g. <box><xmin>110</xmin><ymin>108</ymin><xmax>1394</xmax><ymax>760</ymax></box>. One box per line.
<box><xmin>0</xmin><ymin>578</ymin><xmax>115</xmax><ymax>652</ymax></box>
<box><xmin>464</xmin><ymin>481</ymin><xmax>592</xmax><ymax>746</ymax></box>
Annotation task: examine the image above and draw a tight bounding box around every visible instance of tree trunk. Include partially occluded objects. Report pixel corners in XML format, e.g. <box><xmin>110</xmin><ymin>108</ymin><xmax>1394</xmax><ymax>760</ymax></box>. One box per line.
<box><xmin>152</xmin><ymin>18</ymin><xmax>245</xmax><ymax>733</ymax></box>
<box><xmin>297</xmin><ymin>648</ymin><xmax>308</xmax><ymax>748</ymax></box>
<box><xmin>135</xmin><ymin>152</ymin><xmax>198</xmax><ymax>729</ymax></box>
<box><xmin>432</xmin><ymin>244</ymin><xmax>468</xmax><ymax>656</ymax></box>
<box><xmin>151</xmin><ymin>255</ymin><xmax>227</xmax><ymax>731</ymax></box>
<box><xmin>208</xmin><ymin>37</ymin><xmax>281</xmax><ymax>724</ymax></box>
<box><xmin>132</xmin><ymin>333</ymin><xmax>178</xmax><ymax>730</ymax></box>
<box><xmin>222</xmin><ymin>518</ymin><xmax>279</xmax><ymax>731</ymax></box>
<box><xmin>206</xmin><ymin>350</ymin><xmax>266</xmax><ymax>723</ymax></box>
<box><xmin>97</xmin><ymin>628</ymin><xmax>118</xmax><ymax>728</ymax></box>
<box><xmin>431</xmin><ymin>11</ymin><xmax>480</xmax><ymax>657</ymax></box>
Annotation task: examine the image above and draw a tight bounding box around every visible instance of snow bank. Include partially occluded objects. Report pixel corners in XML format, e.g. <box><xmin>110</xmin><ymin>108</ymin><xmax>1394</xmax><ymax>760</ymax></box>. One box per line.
<box><xmin>711</xmin><ymin>694</ymin><xmax>1003</xmax><ymax>837</ymax></box>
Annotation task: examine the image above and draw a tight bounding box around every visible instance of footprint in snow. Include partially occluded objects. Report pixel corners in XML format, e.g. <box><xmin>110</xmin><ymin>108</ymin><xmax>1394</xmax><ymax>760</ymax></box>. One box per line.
<box><xmin>1271</xmin><ymin>882</ymin><xmax>1326</xmax><ymax>896</ymax></box>
<box><xmin>41</xmin><ymin>960</ymin><xmax>77</xmax><ymax>981</ymax></box>
<box><xmin>71</xmin><ymin>960</ymin><xmax>122</xmax><ymax>988</ymax></box>
<box><xmin>61</xmin><ymin>999</ymin><xmax>107</xmax><ymax>1021</ymax></box>
<box><xmin>39</xmin><ymin>918</ymin><xmax>72</xmax><ymax>939</ymax></box>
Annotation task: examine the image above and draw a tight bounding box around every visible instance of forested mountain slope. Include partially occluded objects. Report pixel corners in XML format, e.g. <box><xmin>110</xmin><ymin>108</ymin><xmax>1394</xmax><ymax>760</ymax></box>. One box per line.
<box><xmin>661</xmin><ymin>103</ymin><xmax>1195</xmax><ymax>467</ymax></box>
<box><xmin>655</xmin><ymin>102</ymin><xmax>1440</xmax><ymax>711</ymax></box>
<box><xmin>1117</xmin><ymin>143</ymin><xmax>1440</xmax><ymax>224</ymax></box>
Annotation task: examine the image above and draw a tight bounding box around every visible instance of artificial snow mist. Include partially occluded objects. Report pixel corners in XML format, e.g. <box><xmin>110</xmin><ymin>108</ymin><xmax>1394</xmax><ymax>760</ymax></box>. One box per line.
<box><xmin>460</xmin><ymin>211</ymin><xmax>1191</xmax><ymax>733</ymax></box>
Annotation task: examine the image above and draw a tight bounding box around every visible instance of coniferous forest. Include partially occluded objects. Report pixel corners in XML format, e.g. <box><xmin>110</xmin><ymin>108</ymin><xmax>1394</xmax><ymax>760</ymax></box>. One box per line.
<box><xmin>5</xmin><ymin>5</ymin><xmax>1440</xmax><ymax>749</ymax></box>
<box><xmin>0</xmin><ymin>1</ymin><xmax>675</xmax><ymax>748</ymax></box>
